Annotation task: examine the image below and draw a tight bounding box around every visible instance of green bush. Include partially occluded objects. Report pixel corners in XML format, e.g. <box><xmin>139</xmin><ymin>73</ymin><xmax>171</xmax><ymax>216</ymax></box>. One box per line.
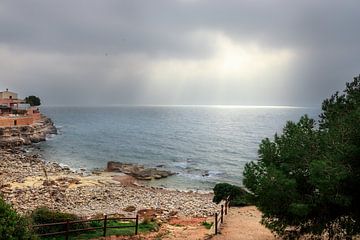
<box><xmin>30</xmin><ymin>207</ymin><xmax>84</xmax><ymax>235</ymax></box>
<box><xmin>0</xmin><ymin>197</ymin><xmax>36</xmax><ymax>240</ymax></box>
<box><xmin>212</xmin><ymin>183</ymin><xmax>250</xmax><ymax>206</ymax></box>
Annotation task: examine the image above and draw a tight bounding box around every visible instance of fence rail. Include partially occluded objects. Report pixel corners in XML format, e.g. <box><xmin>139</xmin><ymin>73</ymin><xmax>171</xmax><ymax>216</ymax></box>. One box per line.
<box><xmin>32</xmin><ymin>215</ymin><xmax>139</xmax><ymax>240</ymax></box>
<box><xmin>214</xmin><ymin>196</ymin><xmax>230</xmax><ymax>234</ymax></box>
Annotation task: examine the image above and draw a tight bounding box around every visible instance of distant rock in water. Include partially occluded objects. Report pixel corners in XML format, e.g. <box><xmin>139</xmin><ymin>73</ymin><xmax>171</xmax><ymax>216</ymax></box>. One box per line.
<box><xmin>107</xmin><ymin>161</ymin><xmax>175</xmax><ymax>180</ymax></box>
<box><xmin>0</xmin><ymin>116</ymin><xmax>57</xmax><ymax>147</ymax></box>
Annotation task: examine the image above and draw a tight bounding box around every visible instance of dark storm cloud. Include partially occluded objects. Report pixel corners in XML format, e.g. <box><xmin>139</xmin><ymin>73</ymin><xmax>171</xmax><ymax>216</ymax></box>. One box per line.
<box><xmin>0</xmin><ymin>0</ymin><xmax>359</xmax><ymax>106</ymax></box>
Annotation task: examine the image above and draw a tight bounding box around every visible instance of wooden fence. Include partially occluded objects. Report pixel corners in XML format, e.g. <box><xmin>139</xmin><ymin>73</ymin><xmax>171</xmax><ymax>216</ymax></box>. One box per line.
<box><xmin>32</xmin><ymin>215</ymin><xmax>139</xmax><ymax>240</ymax></box>
<box><xmin>214</xmin><ymin>196</ymin><xmax>230</xmax><ymax>235</ymax></box>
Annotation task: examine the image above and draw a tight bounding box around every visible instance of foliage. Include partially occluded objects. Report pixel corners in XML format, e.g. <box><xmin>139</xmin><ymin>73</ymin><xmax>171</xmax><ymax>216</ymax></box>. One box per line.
<box><xmin>25</xmin><ymin>95</ymin><xmax>41</xmax><ymax>106</ymax></box>
<box><xmin>243</xmin><ymin>75</ymin><xmax>360</xmax><ymax>239</ymax></box>
<box><xmin>30</xmin><ymin>207</ymin><xmax>158</xmax><ymax>239</ymax></box>
<box><xmin>0</xmin><ymin>196</ymin><xmax>36</xmax><ymax>240</ymax></box>
<box><xmin>38</xmin><ymin>219</ymin><xmax>158</xmax><ymax>240</ymax></box>
<box><xmin>212</xmin><ymin>183</ymin><xmax>250</xmax><ymax>206</ymax></box>
<box><xmin>30</xmin><ymin>207</ymin><xmax>83</xmax><ymax>235</ymax></box>
<box><xmin>202</xmin><ymin>221</ymin><xmax>213</xmax><ymax>229</ymax></box>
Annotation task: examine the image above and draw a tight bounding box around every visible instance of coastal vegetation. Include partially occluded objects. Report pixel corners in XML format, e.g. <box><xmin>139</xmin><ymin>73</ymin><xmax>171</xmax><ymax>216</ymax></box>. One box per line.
<box><xmin>243</xmin><ymin>75</ymin><xmax>360</xmax><ymax>239</ymax></box>
<box><xmin>0</xmin><ymin>200</ymin><xmax>158</xmax><ymax>239</ymax></box>
<box><xmin>0</xmin><ymin>196</ymin><xmax>35</xmax><ymax>240</ymax></box>
<box><xmin>31</xmin><ymin>207</ymin><xmax>84</xmax><ymax>235</ymax></box>
<box><xmin>212</xmin><ymin>183</ymin><xmax>250</xmax><ymax>206</ymax></box>
<box><xmin>201</xmin><ymin>221</ymin><xmax>213</xmax><ymax>229</ymax></box>
<box><xmin>33</xmin><ymin>208</ymin><xmax>158</xmax><ymax>239</ymax></box>
<box><xmin>25</xmin><ymin>95</ymin><xmax>41</xmax><ymax>106</ymax></box>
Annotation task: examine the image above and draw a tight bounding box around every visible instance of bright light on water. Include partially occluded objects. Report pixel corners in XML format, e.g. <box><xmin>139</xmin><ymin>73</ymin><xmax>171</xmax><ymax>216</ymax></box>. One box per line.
<box><xmin>38</xmin><ymin>106</ymin><xmax>319</xmax><ymax>191</ymax></box>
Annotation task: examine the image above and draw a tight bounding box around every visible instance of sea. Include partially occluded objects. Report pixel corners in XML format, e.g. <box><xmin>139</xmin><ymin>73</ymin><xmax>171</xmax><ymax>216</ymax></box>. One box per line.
<box><xmin>34</xmin><ymin>106</ymin><xmax>319</xmax><ymax>191</ymax></box>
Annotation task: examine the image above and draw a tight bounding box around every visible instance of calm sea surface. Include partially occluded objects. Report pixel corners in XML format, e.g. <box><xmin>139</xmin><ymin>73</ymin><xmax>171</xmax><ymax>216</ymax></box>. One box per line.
<box><xmin>37</xmin><ymin>106</ymin><xmax>319</xmax><ymax>191</ymax></box>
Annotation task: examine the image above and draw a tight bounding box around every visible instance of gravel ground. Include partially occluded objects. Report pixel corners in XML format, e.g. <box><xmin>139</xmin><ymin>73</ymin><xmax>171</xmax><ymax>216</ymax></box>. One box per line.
<box><xmin>0</xmin><ymin>147</ymin><xmax>218</xmax><ymax>220</ymax></box>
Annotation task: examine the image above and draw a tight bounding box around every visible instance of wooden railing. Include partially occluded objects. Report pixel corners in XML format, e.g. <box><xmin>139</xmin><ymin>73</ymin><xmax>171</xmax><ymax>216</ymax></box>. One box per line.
<box><xmin>214</xmin><ymin>196</ymin><xmax>230</xmax><ymax>234</ymax></box>
<box><xmin>32</xmin><ymin>215</ymin><xmax>139</xmax><ymax>240</ymax></box>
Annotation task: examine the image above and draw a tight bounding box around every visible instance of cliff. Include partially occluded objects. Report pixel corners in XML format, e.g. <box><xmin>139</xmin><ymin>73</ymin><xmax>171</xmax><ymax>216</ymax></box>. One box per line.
<box><xmin>0</xmin><ymin>116</ymin><xmax>57</xmax><ymax>147</ymax></box>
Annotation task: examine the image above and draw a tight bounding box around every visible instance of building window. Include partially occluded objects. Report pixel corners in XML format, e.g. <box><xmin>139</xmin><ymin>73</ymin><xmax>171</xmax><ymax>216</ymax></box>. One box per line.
<box><xmin>9</xmin><ymin>96</ymin><xmax>12</xmax><ymax>99</ymax></box>
<box><xmin>14</xmin><ymin>120</ymin><xmax>17</xmax><ymax>125</ymax></box>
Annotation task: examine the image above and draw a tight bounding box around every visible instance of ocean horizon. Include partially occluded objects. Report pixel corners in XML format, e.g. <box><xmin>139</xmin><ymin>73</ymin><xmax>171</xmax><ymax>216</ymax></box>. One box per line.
<box><xmin>36</xmin><ymin>105</ymin><xmax>320</xmax><ymax>191</ymax></box>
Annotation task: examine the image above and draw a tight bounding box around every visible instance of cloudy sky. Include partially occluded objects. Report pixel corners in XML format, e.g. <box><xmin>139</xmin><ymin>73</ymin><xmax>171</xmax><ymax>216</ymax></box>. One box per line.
<box><xmin>0</xmin><ymin>0</ymin><xmax>359</xmax><ymax>106</ymax></box>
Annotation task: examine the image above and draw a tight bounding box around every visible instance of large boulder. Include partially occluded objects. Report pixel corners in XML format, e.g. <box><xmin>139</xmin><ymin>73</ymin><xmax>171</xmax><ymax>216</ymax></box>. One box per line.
<box><xmin>107</xmin><ymin>161</ymin><xmax>175</xmax><ymax>180</ymax></box>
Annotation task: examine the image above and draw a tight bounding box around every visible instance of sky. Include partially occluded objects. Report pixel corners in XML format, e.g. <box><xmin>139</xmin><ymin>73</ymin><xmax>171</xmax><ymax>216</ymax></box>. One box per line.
<box><xmin>0</xmin><ymin>0</ymin><xmax>359</xmax><ymax>107</ymax></box>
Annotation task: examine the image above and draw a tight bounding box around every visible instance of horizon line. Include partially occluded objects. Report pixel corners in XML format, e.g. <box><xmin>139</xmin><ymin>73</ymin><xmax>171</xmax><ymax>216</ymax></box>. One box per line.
<box><xmin>41</xmin><ymin>104</ymin><xmax>317</xmax><ymax>109</ymax></box>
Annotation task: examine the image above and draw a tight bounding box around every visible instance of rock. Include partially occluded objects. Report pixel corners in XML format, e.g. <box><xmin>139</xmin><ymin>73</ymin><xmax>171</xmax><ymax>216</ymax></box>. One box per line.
<box><xmin>0</xmin><ymin>116</ymin><xmax>57</xmax><ymax>147</ymax></box>
<box><xmin>202</xmin><ymin>171</ymin><xmax>209</xmax><ymax>177</ymax></box>
<box><xmin>42</xmin><ymin>180</ymin><xmax>56</xmax><ymax>186</ymax></box>
<box><xmin>123</xmin><ymin>205</ymin><xmax>136</xmax><ymax>212</ymax></box>
<box><xmin>0</xmin><ymin>148</ymin><xmax>218</xmax><ymax>219</ymax></box>
<box><xmin>169</xmin><ymin>210</ymin><xmax>178</xmax><ymax>216</ymax></box>
<box><xmin>107</xmin><ymin>161</ymin><xmax>175</xmax><ymax>180</ymax></box>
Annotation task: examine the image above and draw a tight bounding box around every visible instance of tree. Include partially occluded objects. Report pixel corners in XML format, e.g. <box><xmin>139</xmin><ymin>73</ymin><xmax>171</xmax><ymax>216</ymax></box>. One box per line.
<box><xmin>25</xmin><ymin>95</ymin><xmax>41</xmax><ymax>106</ymax></box>
<box><xmin>212</xmin><ymin>183</ymin><xmax>250</xmax><ymax>206</ymax></box>
<box><xmin>0</xmin><ymin>197</ymin><xmax>35</xmax><ymax>240</ymax></box>
<box><xmin>243</xmin><ymin>75</ymin><xmax>360</xmax><ymax>239</ymax></box>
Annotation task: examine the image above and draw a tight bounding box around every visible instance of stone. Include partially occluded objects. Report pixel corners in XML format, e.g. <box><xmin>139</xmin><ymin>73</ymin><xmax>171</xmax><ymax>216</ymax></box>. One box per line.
<box><xmin>106</xmin><ymin>161</ymin><xmax>175</xmax><ymax>180</ymax></box>
<box><xmin>123</xmin><ymin>205</ymin><xmax>136</xmax><ymax>212</ymax></box>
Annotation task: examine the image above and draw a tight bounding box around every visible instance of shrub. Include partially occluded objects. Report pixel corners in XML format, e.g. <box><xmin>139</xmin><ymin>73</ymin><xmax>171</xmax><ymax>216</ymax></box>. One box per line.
<box><xmin>0</xmin><ymin>197</ymin><xmax>35</xmax><ymax>240</ymax></box>
<box><xmin>212</xmin><ymin>183</ymin><xmax>250</xmax><ymax>206</ymax></box>
<box><xmin>30</xmin><ymin>207</ymin><xmax>84</xmax><ymax>235</ymax></box>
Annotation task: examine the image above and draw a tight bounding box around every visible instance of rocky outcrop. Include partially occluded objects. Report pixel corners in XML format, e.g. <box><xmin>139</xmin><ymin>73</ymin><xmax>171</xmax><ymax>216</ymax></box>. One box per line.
<box><xmin>107</xmin><ymin>161</ymin><xmax>175</xmax><ymax>180</ymax></box>
<box><xmin>0</xmin><ymin>116</ymin><xmax>57</xmax><ymax>147</ymax></box>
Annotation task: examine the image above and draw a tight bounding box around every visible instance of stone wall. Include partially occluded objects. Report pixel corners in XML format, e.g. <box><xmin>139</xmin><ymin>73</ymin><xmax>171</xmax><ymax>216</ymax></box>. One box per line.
<box><xmin>0</xmin><ymin>115</ymin><xmax>57</xmax><ymax>147</ymax></box>
<box><xmin>0</xmin><ymin>116</ymin><xmax>35</xmax><ymax>127</ymax></box>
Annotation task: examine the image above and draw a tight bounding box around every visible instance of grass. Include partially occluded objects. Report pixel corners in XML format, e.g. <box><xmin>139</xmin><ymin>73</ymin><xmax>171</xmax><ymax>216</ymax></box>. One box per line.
<box><xmin>201</xmin><ymin>221</ymin><xmax>213</xmax><ymax>229</ymax></box>
<box><xmin>38</xmin><ymin>220</ymin><xmax>158</xmax><ymax>240</ymax></box>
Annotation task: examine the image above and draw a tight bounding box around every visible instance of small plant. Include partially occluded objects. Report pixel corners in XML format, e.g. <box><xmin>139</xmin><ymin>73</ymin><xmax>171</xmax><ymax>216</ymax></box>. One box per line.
<box><xmin>0</xmin><ymin>197</ymin><xmax>36</xmax><ymax>240</ymax></box>
<box><xmin>202</xmin><ymin>221</ymin><xmax>213</xmax><ymax>229</ymax></box>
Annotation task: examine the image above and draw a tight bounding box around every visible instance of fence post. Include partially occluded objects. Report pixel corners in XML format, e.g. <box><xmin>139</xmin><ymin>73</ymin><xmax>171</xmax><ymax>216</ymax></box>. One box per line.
<box><xmin>65</xmin><ymin>220</ymin><xmax>69</xmax><ymax>240</ymax></box>
<box><xmin>135</xmin><ymin>214</ymin><xmax>139</xmax><ymax>235</ymax></box>
<box><xmin>221</xmin><ymin>205</ymin><xmax>224</xmax><ymax>223</ymax></box>
<box><xmin>225</xmin><ymin>200</ymin><xmax>228</xmax><ymax>215</ymax></box>
<box><xmin>103</xmin><ymin>215</ymin><xmax>108</xmax><ymax>237</ymax></box>
<box><xmin>215</xmin><ymin>212</ymin><xmax>218</xmax><ymax>234</ymax></box>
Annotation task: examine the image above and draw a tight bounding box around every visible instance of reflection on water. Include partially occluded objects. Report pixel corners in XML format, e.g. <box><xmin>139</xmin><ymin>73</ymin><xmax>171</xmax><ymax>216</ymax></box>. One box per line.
<box><xmin>38</xmin><ymin>106</ymin><xmax>319</xmax><ymax>190</ymax></box>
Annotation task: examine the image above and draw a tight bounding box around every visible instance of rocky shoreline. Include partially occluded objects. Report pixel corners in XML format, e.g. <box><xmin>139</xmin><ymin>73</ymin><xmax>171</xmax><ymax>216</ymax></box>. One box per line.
<box><xmin>0</xmin><ymin>147</ymin><xmax>218</xmax><ymax>221</ymax></box>
<box><xmin>0</xmin><ymin>116</ymin><xmax>57</xmax><ymax>147</ymax></box>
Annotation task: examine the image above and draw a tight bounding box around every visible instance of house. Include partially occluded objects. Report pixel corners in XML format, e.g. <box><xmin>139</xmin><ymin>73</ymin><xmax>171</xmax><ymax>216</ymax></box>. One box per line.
<box><xmin>0</xmin><ymin>105</ymin><xmax>11</xmax><ymax>115</ymax></box>
<box><xmin>0</xmin><ymin>89</ymin><xmax>41</xmax><ymax>127</ymax></box>
<box><xmin>0</xmin><ymin>89</ymin><xmax>18</xmax><ymax>99</ymax></box>
<box><xmin>0</xmin><ymin>89</ymin><xmax>25</xmax><ymax>109</ymax></box>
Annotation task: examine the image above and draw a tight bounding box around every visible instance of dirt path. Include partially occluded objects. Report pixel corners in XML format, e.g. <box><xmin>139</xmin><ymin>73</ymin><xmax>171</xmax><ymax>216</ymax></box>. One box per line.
<box><xmin>211</xmin><ymin>206</ymin><xmax>276</xmax><ymax>240</ymax></box>
<box><xmin>99</xmin><ymin>207</ymin><xmax>276</xmax><ymax>240</ymax></box>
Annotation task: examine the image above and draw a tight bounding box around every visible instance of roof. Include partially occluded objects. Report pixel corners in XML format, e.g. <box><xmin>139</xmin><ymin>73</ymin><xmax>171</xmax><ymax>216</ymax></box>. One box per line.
<box><xmin>0</xmin><ymin>90</ymin><xmax>17</xmax><ymax>95</ymax></box>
